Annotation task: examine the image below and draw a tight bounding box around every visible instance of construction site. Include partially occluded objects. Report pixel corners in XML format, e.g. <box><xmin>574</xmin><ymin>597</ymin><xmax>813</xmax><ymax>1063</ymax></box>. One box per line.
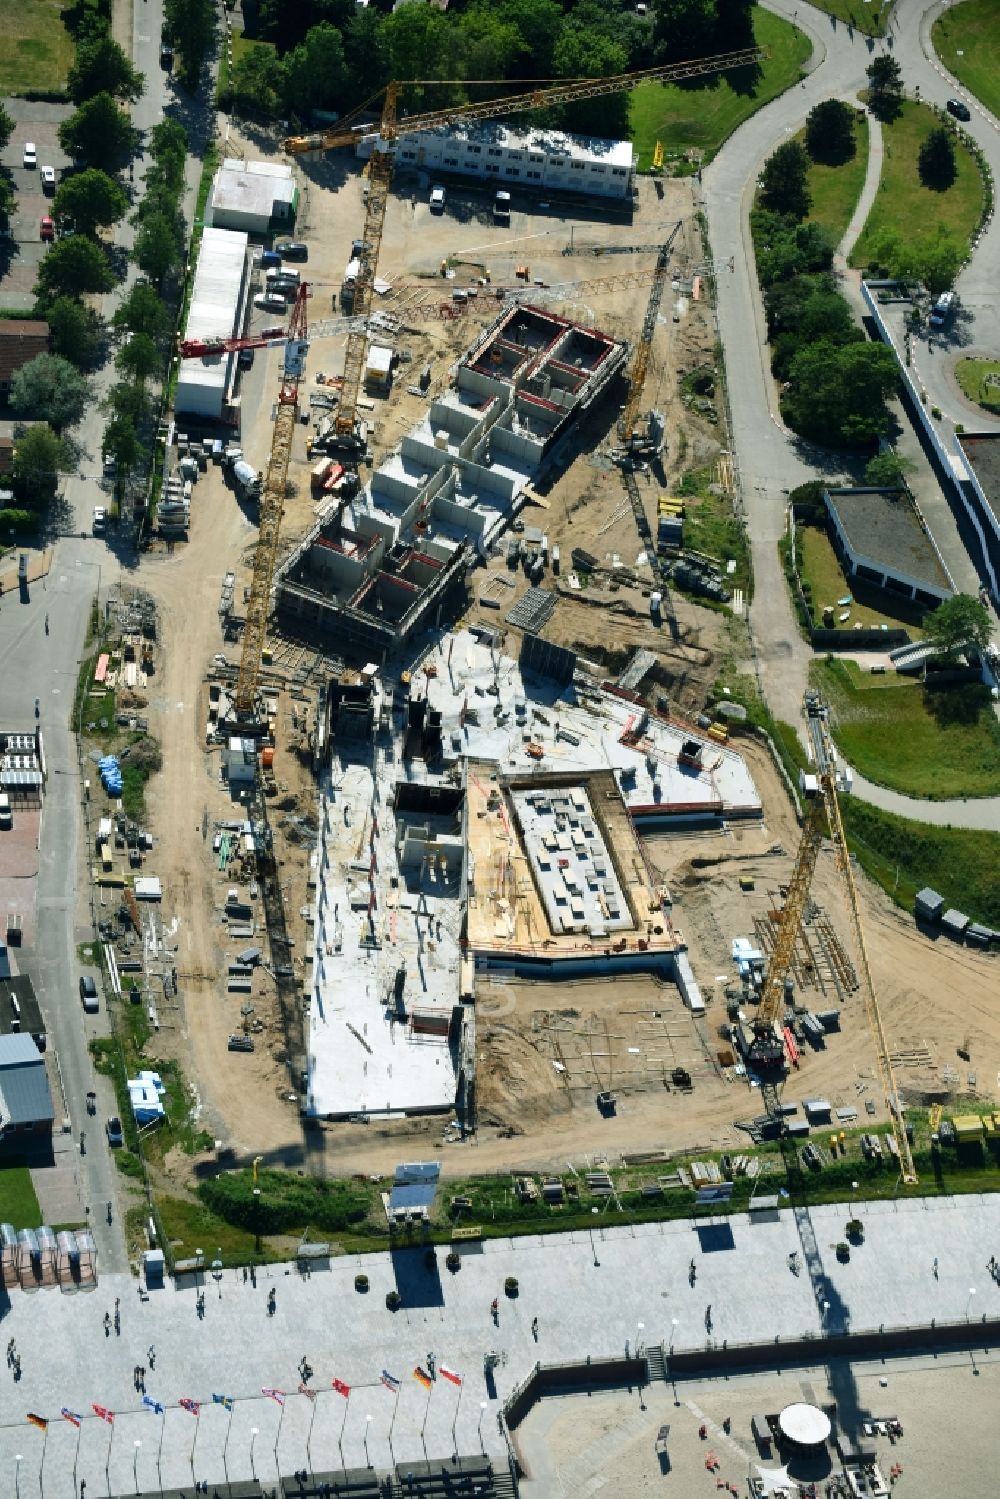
<box><xmin>94</xmin><ymin>53</ymin><xmax>999</xmax><ymax>1192</ymax></box>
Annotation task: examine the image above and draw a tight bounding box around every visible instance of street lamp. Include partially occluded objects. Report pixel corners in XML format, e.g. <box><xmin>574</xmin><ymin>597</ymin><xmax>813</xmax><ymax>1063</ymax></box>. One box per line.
<box><xmin>133</xmin><ymin>1440</ymin><xmax>141</xmax><ymax>1492</ymax></box>
<box><xmin>253</xmin><ymin>1187</ymin><xmax>262</xmax><ymax>1254</ymax></box>
<box><xmin>850</xmin><ymin>1180</ymin><xmax>859</xmax><ymax>1215</ymax></box>
<box><xmin>636</xmin><ymin>1321</ymin><xmax>645</xmax><ymax>1355</ymax></box>
<box><xmin>364</xmin><ymin>1415</ymin><xmax>373</xmax><ymax>1468</ymax></box>
<box><xmin>478</xmin><ymin>1400</ymin><xmax>488</xmax><ymax>1454</ymax></box>
<box><xmin>821</xmin><ymin>1299</ymin><xmax>830</xmax><ymax>1327</ymax></box>
<box><xmin>967</xmin><ymin>1287</ymin><xmax>976</xmax><ymax>1320</ymax></box>
<box><xmin>669</xmin><ymin>1317</ymin><xmax>679</xmax><ymax>1353</ymax></box>
<box><xmin>250</xmin><ymin>1427</ymin><xmax>259</xmax><ymax>1480</ymax></box>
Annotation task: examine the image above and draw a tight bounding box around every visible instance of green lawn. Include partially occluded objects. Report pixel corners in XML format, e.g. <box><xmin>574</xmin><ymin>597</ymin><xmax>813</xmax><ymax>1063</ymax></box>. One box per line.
<box><xmin>814</xmin><ymin>656</ymin><xmax>1000</xmax><ymax>800</ymax></box>
<box><xmin>0</xmin><ymin>0</ymin><xmax>75</xmax><ymax>93</ymax></box>
<box><xmin>801</xmin><ymin>114</ymin><xmax>870</xmax><ymax>245</ymax></box>
<box><xmin>797</xmin><ymin>523</ymin><xmax>926</xmax><ymax>635</ymax></box>
<box><xmin>803</xmin><ymin>0</ymin><xmax>889</xmax><ymax>36</ymax></box>
<box><xmin>0</xmin><ymin>1164</ymin><xmax>42</xmax><ymax>1227</ymax></box>
<box><xmin>629</xmin><ymin>9</ymin><xmax>811</xmax><ymax>169</ymax></box>
<box><xmin>841</xmin><ymin>795</ymin><xmax>1000</xmax><ymax>928</ymax></box>
<box><xmin>933</xmin><ymin>0</ymin><xmax>1000</xmax><ymax>121</ymax></box>
<box><xmin>850</xmin><ymin>100</ymin><xmax>985</xmax><ymax>268</ymax></box>
<box><xmin>676</xmin><ymin>462</ymin><xmax>752</xmax><ymax>595</ymax></box>
<box><xmin>956</xmin><ymin>356</ymin><xmax>1000</xmax><ymax>414</ymax></box>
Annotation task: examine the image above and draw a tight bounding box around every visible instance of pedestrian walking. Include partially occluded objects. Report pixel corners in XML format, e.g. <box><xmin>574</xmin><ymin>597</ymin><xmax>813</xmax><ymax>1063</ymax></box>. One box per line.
<box><xmin>148</xmin><ymin>1343</ymin><xmax>156</xmax><ymax>1369</ymax></box>
<box><xmin>243</xmin><ymin>1266</ymin><xmax>248</xmax><ymax>1284</ymax></box>
<box><xmin>531</xmin><ymin>1317</ymin><xmax>538</xmax><ymax>1340</ymax></box>
<box><xmin>933</xmin><ymin>1257</ymin><xmax>939</xmax><ymax>1278</ymax></box>
<box><xmin>491</xmin><ymin>1297</ymin><xmax>499</xmax><ymax>1323</ymax></box>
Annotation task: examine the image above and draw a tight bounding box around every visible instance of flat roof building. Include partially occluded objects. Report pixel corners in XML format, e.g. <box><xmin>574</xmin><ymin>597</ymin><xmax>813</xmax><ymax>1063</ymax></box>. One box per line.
<box><xmin>207</xmin><ymin>158</ymin><xmax>298</xmax><ymax>236</ymax></box>
<box><xmin>372</xmin><ymin>120</ymin><xmax>636</xmax><ymax>200</ymax></box>
<box><xmin>954</xmin><ymin>431</ymin><xmax>1000</xmax><ymax>590</ymax></box>
<box><xmin>823</xmin><ymin>487</ymin><xmax>952</xmax><ymax>607</ymax></box>
<box><xmin>0</xmin><ymin>1033</ymin><xmax>54</xmax><ymax>1151</ymax></box>
<box><xmin>176</xmin><ymin>227</ymin><xmax>249</xmax><ymax>421</ymax></box>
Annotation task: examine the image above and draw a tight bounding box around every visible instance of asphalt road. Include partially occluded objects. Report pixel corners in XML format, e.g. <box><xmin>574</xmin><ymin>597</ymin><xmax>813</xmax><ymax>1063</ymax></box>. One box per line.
<box><xmin>0</xmin><ymin>0</ymin><xmax>212</xmax><ymax>1272</ymax></box>
<box><xmin>702</xmin><ymin>0</ymin><xmax>1000</xmax><ymax>828</ymax></box>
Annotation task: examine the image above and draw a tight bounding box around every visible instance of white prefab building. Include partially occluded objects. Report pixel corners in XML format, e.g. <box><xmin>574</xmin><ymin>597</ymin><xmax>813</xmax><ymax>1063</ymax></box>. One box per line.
<box><xmin>175</xmin><ymin>227</ymin><xmax>249</xmax><ymax>420</ymax></box>
<box><xmin>206</xmin><ymin>158</ymin><xmax>298</xmax><ymax>235</ymax></box>
<box><xmin>367</xmin><ymin>121</ymin><xmax>636</xmax><ymax>200</ymax></box>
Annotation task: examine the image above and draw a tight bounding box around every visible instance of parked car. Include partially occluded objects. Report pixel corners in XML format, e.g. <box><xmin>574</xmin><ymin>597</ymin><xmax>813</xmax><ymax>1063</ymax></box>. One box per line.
<box><xmin>22</xmin><ymin>142</ymin><xmax>37</xmax><ymax>168</ymax></box>
<box><xmin>275</xmin><ymin>241</ymin><xmax>308</xmax><ymax>261</ymax></box>
<box><xmin>79</xmin><ymin>975</ymin><xmax>99</xmax><ymax>1012</ymax></box>
<box><xmin>106</xmin><ymin>1116</ymin><xmax>124</xmax><ymax>1147</ymax></box>
<box><xmin>159</xmin><ymin>42</ymin><xmax>174</xmax><ymax>68</ymax></box>
<box><xmin>928</xmin><ymin>290</ymin><xmax>957</xmax><ymax>329</ymax></box>
<box><xmin>40</xmin><ymin>165</ymin><xmax>56</xmax><ymax>192</ymax></box>
<box><xmin>254</xmin><ymin>292</ymin><xmax>288</xmax><ymax>312</ymax></box>
<box><xmin>40</xmin><ymin>216</ymin><xmax>55</xmax><ymax>242</ymax></box>
<box><xmin>92</xmin><ymin>505</ymin><xmax>107</xmax><ymax>531</ymax></box>
<box><xmin>946</xmin><ymin>98</ymin><xmax>971</xmax><ymax>122</ymax></box>
<box><xmin>429</xmin><ymin>185</ymin><xmax>446</xmax><ymax>213</ymax></box>
<box><xmin>260</xmin><ymin>249</ymin><xmax>282</xmax><ymax>270</ymax></box>
<box><xmin>237</xmin><ymin>347</ymin><xmax>255</xmax><ymax>370</ymax></box>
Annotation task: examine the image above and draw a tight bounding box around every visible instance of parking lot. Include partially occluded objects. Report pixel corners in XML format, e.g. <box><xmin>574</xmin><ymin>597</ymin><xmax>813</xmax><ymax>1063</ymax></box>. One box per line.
<box><xmin>0</xmin><ymin>98</ymin><xmax>72</xmax><ymax>309</ymax></box>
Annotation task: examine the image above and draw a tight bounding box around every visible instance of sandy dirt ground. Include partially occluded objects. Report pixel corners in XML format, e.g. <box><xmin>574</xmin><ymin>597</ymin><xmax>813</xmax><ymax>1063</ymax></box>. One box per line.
<box><xmin>515</xmin><ymin>1351</ymin><xmax>1000</xmax><ymax>1498</ymax></box>
<box><xmin>126</xmin><ymin>123</ymin><xmax>1000</xmax><ymax>1189</ymax></box>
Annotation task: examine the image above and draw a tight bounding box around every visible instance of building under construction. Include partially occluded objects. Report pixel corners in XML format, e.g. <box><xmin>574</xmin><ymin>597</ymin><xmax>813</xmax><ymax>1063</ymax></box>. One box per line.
<box><xmin>274</xmin><ymin>306</ymin><xmax>628</xmax><ymax>658</ymax></box>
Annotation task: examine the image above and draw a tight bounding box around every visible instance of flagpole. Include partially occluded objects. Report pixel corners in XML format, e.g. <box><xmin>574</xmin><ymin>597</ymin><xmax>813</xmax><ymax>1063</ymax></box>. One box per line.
<box><xmin>273</xmin><ymin>1397</ymin><xmax>287</xmax><ymax>1472</ymax></box>
<box><xmin>223</xmin><ymin>1402</ymin><xmax>235</xmax><ymax>1484</ymax></box>
<box><xmin>388</xmin><ymin>1381</ymin><xmax>401</xmax><ymax>1463</ymax></box>
<box><xmin>156</xmin><ymin>1409</ymin><xmax>166</xmax><ymax>1488</ymax></box>
<box><xmin>40</xmin><ymin>1422</ymin><xmax>48</xmax><ymax>1498</ymax></box>
<box><xmin>452</xmin><ymin>1379</ymin><xmax>464</xmax><ymax>1460</ymax></box>
<box><xmin>338</xmin><ymin>1389</ymin><xmax>349</xmax><ymax>1470</ymax></box>
<box><xmin>72</xmin><ymin>1419</ymin><xmax>82</xmax><ymax>1497</ymax></box>
<box><xmin>306</xmin><ymin>1393</ymin><xmax>319</xmax><ymax>1475</ymax></box>
<box><xmin>421</xmin><ymin>1378</ymin><xmax>432</xmax><ymax>1461</ymax></box>
<box><xmin>105</xmin><ymin>1417</ymin><xmax>113</xmax><ymax>1496</ymax></box>
<box><xmin>190</xmin><ymin>1407</ymin><xmax>201</xmax><ymax>1488</ymax></box>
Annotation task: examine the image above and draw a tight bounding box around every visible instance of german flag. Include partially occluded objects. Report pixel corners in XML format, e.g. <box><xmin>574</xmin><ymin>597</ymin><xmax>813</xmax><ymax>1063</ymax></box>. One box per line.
<box><xmin>413</xmin><ymin>1367</ymin><xmax>433</xmax><ymax>1390</ymax></box>
<box><xmin>27</xmin><ymin>1412</ymin><xmax>48</xmax><ymax>1430</ymax></box>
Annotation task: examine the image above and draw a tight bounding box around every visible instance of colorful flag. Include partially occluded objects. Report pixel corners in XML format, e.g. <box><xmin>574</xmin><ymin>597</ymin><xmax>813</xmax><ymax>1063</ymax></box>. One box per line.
<box><xmin>331</xmin><ymin>1378</ymin><xmax>351</xmax><ymax>1399</ymax></box>
<box><xmin>413</xmin><ymin>1367</ymin><xmax>433</xmax><ymax>1390</ymax></box>
<box><xmin>179</xmin><ymin>1398</ymin><xmax>201</xmax><ymax>1416</ymax></box>
<box><xmin>439</xmin><ymin>1365</ymin><xmax>463</xmax><ymax>1387</ymax></box>
<box><xmin>142</xmin><ymin>1395</ymin><xmax>165</xmax><ymax>1416</ymax></box>
<box><xmin>298</xmin><ymin>1383</ymin><xmax>317</xmax><ymax>1401</ymax></box>
<box><xmin>26</xmin><ymin>1412</ymin><xmax>48</xmax><ymax>1430</ymax></box>
<box><xmin>92</xmin><ymin>1404</ymin><xmax>114</xmax><ymax>1425</ymax></box>
<box><xmin>212</xmin><ymin>1393</ymin><xmax>234</xmax><ymax>1412</ymax></box>
<box><xmin>61</xmin><ymin>1408</ymin><xmax>83</xmax><ymax>1428</ymax></box>
<box><xmin>262</xmin><ymin>1387</ymin><xmax>286</xmax><ymax>1406</ymax></box>
<box><xmin>380</xmin><ymin>1370</ymin><xmax>401</xmax><ymax>1392</ymax></box>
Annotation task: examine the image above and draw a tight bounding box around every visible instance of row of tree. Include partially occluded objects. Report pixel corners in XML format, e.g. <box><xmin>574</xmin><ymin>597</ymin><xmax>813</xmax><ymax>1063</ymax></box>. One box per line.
<box><xmin>225</xmin><ymin>0</ymin><xmax>755</xmax><ymax>135</ymax></box>
<box><xmin>753</xmin><ymin>98</ymin><xmax>899</xmax><ymax>449</ymax></box>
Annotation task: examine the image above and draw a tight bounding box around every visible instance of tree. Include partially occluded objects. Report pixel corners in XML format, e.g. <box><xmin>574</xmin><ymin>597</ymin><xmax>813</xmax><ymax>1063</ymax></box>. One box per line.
<box><xmin>105</xmin><ymin>380</ymin><xmax>150</xmax><ymax>426</ymax></box>
<box><xmin>102</xmin><ymin>413</ymin><xmax>144</xmax><ymax>476</ymax></box>
<box><xmin>58</xmin><ymin>93</ymin><xmax>133</xmax><ymax>172</ymax></box>
<box><xmin>866</xmin><ymin>55</ymin><xmax>904</xmax><ymax>123</ymax></box>
<box><xmin>132</xmin><ymin>210</ymin><xmax>183</xmax><ymax>285</ymax></box>
<box><xmin>45</xmin><ymin>296</ymin><xmax>101</xmax><ymax>368</ymax></box>
<box><xmin>918</xmin><ymin>126</ymin><xmax>957</xmax><ymax>190</ymax></box>
<box><xmin>68</xmin><ymin>29</ymin><xmax>144</xmax><ymax>103</ymax></box>
<box><xmin>228</xmin><ymin>43</ymin><xmax>285</xmax><ymax>117</ymax></box>
<box><xmin>34</xmin><ymin>236</ymin><xmax>115</xmax><ymax>306</ymax></box>
<box><xmin>0</xmin><ymin>177</ymin><xmax>16</xmax><ymax>232</ymax></box>
<box><xmin>865</xmin><ymin>450</ymin><xmax>913</xmax><ymax>488</ymax></box>
<box><xmin>759</xmin><ymin>141</ymin><xmax>811</xmax><ymax>220</ymax></box>
<box><xmin>11</xmin><ymin>424</ymin><xmax>70</xmax><ymax>506</ymax></box>
<box><xmin>456</xmin><ymin>8</ymin><xmax>524</xmax><ymax>83</ymax></box>
<box><xmin>783</xmin><ymin>339</ymin><xmax>899</xmax><ymax>447</ymax></box>
<box><xmin>52</xmin><ymin>168</ymin><xmax>129</xmax><ymax>238</ymax></box>
<box><xmin>552</xmin><ymin>23</ymin><xmax>629</xmax><ymax>137</ymax></box>
<box><xmin>499</xmin><ymin>0</ymin><xmax>561</xmax><ymax>79</ymax></box>
<box><xmin>116</xmin><ymin>332</ymin><xmax>161</xmax><ymax>384</ymax></box>
<box><xmin>114</xmin><ymin>281</ymin><xmax>170</xmax><ymax>342</ymax></box>
<box><xmin>925</xmin><ymin>593</ymin><xmax>992</xmax><ymax>660</ymax></box>
<box><xmin>653</xmin><ymin>0</ymin><xmax>716</xmax><ymax>62</ymax></box>
<box><xmin>281</xmin><ymin>24</ymin><xmax>348</xmax><ymax>116</ymax></box>
<box><xmin>164</xmin><ymin>0</ymin><xmax>217</xmax><ymax>86</ymax></box>
<box><xmin>753</xmin><ymin>213</ymin><xmax>833</xmax><ymax>287</ymax></box>
<box><xmin>805</xmin><ymin>99</ymin><xmax>856</xmax><ymax>166</ymax></box>
<box><xmin>381</xmin><ymin>6</ymin><xmax>459</xmax><ymax>101</ymax></box>
<box><xmin>0</xmin><ymin>101</ymin><xmax>14</xmax><ymax>156</ymax></box>
<box><xmin>9</xmin><ymin>353</ymin><xmax>93</xmax><ymax>431</ymax></box>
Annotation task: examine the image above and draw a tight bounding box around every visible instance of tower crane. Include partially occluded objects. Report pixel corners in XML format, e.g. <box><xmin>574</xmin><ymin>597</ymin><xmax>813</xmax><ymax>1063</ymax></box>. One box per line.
<box><xmin>746</xmin><ymin>691</ymin><xmax>917</xmax><ymax>1183</ymax></box>
<box><xmin>283</xmin><ymin>46</ymin><xmax>766</xmax><ymax>447</ymax></box>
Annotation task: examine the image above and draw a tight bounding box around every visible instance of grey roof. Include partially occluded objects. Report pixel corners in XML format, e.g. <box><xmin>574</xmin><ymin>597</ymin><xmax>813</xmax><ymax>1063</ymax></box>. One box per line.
<box><xmin>957</xmin><ymin>432</ymin><xmax>1000</xmax><ymax>528</ymax></box>
<box><xmin>0</xmin><ymin>1033</ymin><xmax>54</xmax><ymax>1127</ymax></box>
<box><xmin>823</xmin><ymin>487</ymin><xmax>951</xmax><ymax>593</ymax></box>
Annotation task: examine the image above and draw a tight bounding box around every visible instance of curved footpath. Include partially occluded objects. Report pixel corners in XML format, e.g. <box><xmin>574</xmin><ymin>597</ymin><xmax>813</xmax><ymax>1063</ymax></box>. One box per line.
<box><xmin>702</xmin><ymin>0</ymin><xmax>1000</xmax><ymax>828</ymax></box>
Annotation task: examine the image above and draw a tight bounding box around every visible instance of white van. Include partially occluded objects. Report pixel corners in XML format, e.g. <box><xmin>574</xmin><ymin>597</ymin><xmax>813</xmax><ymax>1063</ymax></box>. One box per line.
<box><xmin>928</xmin><ymin>290</ymin><xmax>957</xmax><ymax>329</ymax></box>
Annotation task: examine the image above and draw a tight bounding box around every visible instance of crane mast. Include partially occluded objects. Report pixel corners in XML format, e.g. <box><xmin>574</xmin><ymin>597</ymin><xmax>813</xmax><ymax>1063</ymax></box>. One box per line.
<box><xmin>749</xmin><ymin>693</ymin><xmax>917</xmax><ymax>1183</ymax></box>
<box><xmin>234</xmin><ymin>284</ymin><xmax>309</xmax><ymax>720</ymax></box>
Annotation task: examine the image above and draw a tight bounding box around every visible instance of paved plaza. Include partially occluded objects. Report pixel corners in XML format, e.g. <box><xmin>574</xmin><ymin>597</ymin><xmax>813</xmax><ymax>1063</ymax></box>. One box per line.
<box><xmin>2</xmin><ymin>1191</ymin><xmax>1000</xmax><ymax>1495</ymax></box>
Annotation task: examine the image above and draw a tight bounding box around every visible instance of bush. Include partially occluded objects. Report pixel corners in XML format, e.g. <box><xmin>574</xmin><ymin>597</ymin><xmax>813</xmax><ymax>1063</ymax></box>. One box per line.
<box><xmin>355</xmin><ymin>1273</ymin><xmax>369</xmax><ymax>1292</ymax></box>
<box><xmin>0</xmin><ymin>508</ymin><xmax>36</xmax><ymax>535</ymax></box>
<box><xmin>386</xmin><ymin>1289</ymin><xmax>402</xmax><ymax>1311</ymax></box>
<box><xmin>446</xmin><ymin>1251</ymin><xmax>461</xmax><ymax>1272</ymax></box>
<box><xmin>505</xmin><ymin>1275</ymin><xmax>519</xmax><ymax>1297</ymax></box>
<box><xmin>199</xmin><ymin>1168</ymin><xmax>370</xmax><ymax>1235</ymax></box>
